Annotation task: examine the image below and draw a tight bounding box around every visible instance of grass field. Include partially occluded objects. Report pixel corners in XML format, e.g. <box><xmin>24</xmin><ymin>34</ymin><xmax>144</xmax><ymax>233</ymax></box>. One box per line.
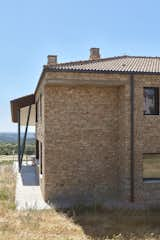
<box><xmin>0</xmin><ymin>155</ymin><xmax>32</xmax><ymax>165</ymax></box>
<box><xmin>0</xmin><ymin>162</ymin><xmax>160</xmax><ymax>239</ymax></box>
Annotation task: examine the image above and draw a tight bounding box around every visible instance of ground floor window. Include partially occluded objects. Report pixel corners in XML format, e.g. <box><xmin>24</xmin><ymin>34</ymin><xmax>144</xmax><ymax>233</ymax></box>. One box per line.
<box><xmin>143</xmin><ymin>153</ymin><xmax>160</xmax><ymax>180</ymax></box>
<box><xmin>36</xmin><ymin>140</ymin><xmax>39</xmax><ymax>159</ymax></box>
<box><xmin>40</xmin><ymin>142</ymin><xmax>43</xmax><ymax>175</ymax></box>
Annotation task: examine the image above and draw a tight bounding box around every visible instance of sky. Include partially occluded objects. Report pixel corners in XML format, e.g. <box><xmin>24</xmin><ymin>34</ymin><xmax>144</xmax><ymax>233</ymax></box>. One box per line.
<box><xmin>0</xmin><ymin>0</ymin><xmax>160</xmax><ymax>132</ymax></box>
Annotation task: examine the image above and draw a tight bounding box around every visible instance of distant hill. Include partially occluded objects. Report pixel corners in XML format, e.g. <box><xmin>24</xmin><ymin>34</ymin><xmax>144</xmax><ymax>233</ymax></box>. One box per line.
<box><xmin>0</xmin><ymin>132</ymin><xmax>35</xmax><ymax>143</ymax></box>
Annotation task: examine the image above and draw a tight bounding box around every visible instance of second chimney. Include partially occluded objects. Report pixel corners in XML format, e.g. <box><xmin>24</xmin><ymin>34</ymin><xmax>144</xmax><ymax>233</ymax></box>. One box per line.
<box><xmin>47</xmin><ymin>55</ymin><xmax>57</xmax><ymax>65</ymax></box>
<box><xmin>89</xmin><ymin>48</ymin><xmax>100</xmax><ymax>60</ymax></box>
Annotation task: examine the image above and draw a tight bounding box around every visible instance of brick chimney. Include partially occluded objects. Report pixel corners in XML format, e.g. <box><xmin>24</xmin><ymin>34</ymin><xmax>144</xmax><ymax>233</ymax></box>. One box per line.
<box><xmin>89</xmin><ymin>48</ymin><xmax>100</xmax><ymax>60</ymax></box>
<box><xmin>47</xmin><ymin>55</ymin><xmax>57</xmax><ymax>65</ymax></box>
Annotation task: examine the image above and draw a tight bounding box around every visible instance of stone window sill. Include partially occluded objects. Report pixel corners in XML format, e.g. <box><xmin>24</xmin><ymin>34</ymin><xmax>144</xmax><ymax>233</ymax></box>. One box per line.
<box><xmin>143</xmin><ymin>179</ymin><xmax>160</xmax><ymax>183</ymax></box>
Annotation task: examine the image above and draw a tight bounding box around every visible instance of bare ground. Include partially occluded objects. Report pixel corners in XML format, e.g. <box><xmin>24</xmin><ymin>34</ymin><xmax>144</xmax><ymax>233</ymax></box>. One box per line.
<box><xmin>0</xmin><ymin>164</ymin><xmax>160</xmax><ymax>240</ymax></box>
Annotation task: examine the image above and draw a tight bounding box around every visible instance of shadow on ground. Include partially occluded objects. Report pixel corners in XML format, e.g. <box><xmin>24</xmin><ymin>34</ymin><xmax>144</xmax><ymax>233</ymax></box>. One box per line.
<box><xmin>59</xmin><ymin>207</ymin><xmax>160</xmax><ymax>239</ymax></box>
<box><xmin>20</xmin><ymin>165</ymin><xmax>39</xmax><ymax>186</ymax></box>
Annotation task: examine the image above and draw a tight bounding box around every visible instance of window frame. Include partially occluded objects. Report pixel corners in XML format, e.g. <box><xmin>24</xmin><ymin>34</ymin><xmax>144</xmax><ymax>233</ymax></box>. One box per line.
<box><xmin>143</xmin><ymin>153</ymin><xmax>160</xmax><ymax>182</ymax></box>
<box><xmin>144</xmin><ymin>87</ymin><xmax>159</xmax><ymax>115</ymax></box>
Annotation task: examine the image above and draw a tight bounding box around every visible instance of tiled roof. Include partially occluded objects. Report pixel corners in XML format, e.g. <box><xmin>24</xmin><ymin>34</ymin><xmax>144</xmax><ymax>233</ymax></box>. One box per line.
<box><xmin>46</xmin><ymin>56</ymin><xmax>160</xmax><ymax>74</ymax></box>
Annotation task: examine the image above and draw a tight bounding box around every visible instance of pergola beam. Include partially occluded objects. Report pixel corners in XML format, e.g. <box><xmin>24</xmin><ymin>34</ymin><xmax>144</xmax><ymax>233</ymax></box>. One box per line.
<box><xmin>18</xmin><ymin>109</ymin><xmax>21</xmax><ymax>171</ymax></box>
<box><xmin>18</xmin><ymin>105</ymin><xmax>32</xmax><ymax>171</ymax></box>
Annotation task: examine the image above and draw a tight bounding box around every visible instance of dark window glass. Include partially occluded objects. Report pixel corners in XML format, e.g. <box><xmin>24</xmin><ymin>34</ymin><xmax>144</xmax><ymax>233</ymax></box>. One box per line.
<box><xmin>143</xmin><ymin>153</ymin><xmax>160</xmax><ymax>180</ymax></box>
<box><xmin>40</xmin><ymin>94</ymin><xmax>42</xmax><ymax>120</ymax></box>
<box><xmin>36</xmin><ymin>140</ymin><xmax>39</xmax><ymax>159</ymax></box>
<box><xmin>144</xmin><ymin>87</ymin><xmax>159</xmax><ymax>115</ymax></box>
<box><xmin>40</xmin><ymin>142</ymin><xmax>43</xmax><ymax>175</ymax></box>
<box><xmin>36</xmin><ymin>101</ymin><xmax>38</xmax><ymax>122</ymax></box>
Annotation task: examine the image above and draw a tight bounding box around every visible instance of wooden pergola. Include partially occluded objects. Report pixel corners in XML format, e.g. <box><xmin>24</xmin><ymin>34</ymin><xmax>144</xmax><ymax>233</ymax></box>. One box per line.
<box><xmin>10</xmin><ymin>94</ymin><xmax>35</xmax><ymax>171</ymax></box>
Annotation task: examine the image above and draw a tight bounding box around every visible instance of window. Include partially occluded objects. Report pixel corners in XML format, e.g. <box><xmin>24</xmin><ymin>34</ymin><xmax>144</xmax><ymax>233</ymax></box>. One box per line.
<box><xmin>39</xmin><ymin>94</ymin><xmax>42</xmax><ymax>120</ymax></box>
<box><xmin>36</xmin><ymin>140</ymin><xmax>39</xmax><ymax>159</ymax></box>
<box><xmin>36</xmin><ymin>95</ymin><xmax>42</xmax><ymax>123</ymax></box>
<box><xmin>143</xmin><ymin>153</ymin><xmax>160</xmax><ymax>180</ymax></box>
<box><xmin>144</xmin><ymin>87</ymin><xmax>159</xmax><ymax>115</ymax></box>
<box><xmin>36</xmin><ymin>101</ymin><xmax>38</xmax><ymax>122</ymax></box>
<box><xmin>40</xmin><ymin>142</ymin><xmax>43</xmax><ymax>175</ymax></box>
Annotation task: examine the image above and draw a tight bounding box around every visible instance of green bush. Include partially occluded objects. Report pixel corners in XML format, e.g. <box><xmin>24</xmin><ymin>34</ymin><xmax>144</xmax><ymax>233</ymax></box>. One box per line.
<box><xmin>0</xmin><ymin>142</ymin><xmax>35</xmax><ymax>155</ymax></box>
<box><xmin>0</xmin><ymin>189</ymin><xmax>9</xmax><ymax>200</ymax></box>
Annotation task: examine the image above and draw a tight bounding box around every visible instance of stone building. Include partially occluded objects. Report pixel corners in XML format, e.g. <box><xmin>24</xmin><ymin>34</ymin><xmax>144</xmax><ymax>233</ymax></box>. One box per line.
<box><xmin>11</xmin><ymin>48</ymin><xmax>160</xmax><ymax>208</ymax></box>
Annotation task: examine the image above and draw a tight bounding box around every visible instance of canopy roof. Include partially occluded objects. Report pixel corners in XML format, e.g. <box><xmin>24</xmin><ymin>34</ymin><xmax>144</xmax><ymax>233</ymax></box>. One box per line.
<box><xmin>10</xmin><ymin>94</ymin><xmax>35</xmax><ymax>126</ymax></box>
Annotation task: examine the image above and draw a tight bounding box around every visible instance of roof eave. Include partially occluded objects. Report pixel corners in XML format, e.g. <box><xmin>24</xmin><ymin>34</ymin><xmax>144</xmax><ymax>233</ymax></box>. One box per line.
<box><xmin>10</xmin><ymin>94</ymin><xmax>35</xmax><ymax>123</ymax></box>
<box><xmin>34</xmin><ymin>66</ymin><xmax>160</xmax><ymax>95</ymax></box>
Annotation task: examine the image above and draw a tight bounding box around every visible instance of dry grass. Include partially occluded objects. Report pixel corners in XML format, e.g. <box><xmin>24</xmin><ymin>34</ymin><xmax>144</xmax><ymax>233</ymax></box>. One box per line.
<box><xmin>0</xmin><ymin>155</ymin><xmax>33</xmax><ymax>166</ymax></box>
<box><xmin>0</xmin><ymin>164</ymin><xmax>160</xmax><ymax>240</ymax></box>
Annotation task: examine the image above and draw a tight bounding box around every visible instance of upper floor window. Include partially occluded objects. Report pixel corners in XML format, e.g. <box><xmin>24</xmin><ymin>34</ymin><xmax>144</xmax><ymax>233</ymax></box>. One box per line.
<box><xmin>144</xmin><ymin>87</ymin><xmax>159</xmax><ymax>115</ymax></box>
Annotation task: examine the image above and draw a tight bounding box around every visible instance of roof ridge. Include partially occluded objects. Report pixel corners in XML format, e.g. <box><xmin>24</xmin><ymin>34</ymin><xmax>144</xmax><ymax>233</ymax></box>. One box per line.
<box><xmin>127</xmin><ymin>55</ymin><xmax>160</xmax><ymax>59</ymax></box>
<box><xmin>50</xmin><ymin>55</ymin><xmax>129</xmax><ymax>67</ymax></box>
<box><xmin>46</xmin><ymin>55</ymin><xmax>160</xmax><ymax>68</ymax></box>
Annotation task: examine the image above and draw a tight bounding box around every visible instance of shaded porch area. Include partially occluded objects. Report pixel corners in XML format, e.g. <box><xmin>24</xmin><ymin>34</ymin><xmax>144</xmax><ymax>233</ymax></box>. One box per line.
<box><xmin>14</xmin><ymin>161</ymin><xmax>50</xmax><ymax>210</ymax></box>
<box><xmin>11</xmin><ymin>94</ymin><xmax>50</xmax><ymax>209</ymax></box>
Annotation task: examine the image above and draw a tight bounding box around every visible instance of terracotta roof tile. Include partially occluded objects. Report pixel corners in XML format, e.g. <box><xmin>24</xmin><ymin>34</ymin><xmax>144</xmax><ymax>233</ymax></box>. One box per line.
<box><xmin>45</xmin><ymin>56</ymin><xmax>160</xmax><ymax>74</ymax></box>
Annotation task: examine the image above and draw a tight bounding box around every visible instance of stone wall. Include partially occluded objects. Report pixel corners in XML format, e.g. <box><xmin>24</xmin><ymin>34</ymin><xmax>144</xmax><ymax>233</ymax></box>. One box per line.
<box><xmin>35</xmin><ymin>70</ymin><xmax>160</xmax><ymax>208</ymax></box>
<box><xmin>134</xmin><ymin>75</ymin><xmax>160</xmax><ymax>206</ymax></box>
<box><xmin>117</xmin><ymin>84</ymin><xmax>131</xmax><ymax>202</ymax></box>
<box><xmin>35</xmin><ymin>87</ymin><xmax>46</xmax><ymax>198</ymax></box>
<box><xmin>43</xmin><ymin>85</ymin><xmax>125</xmax><ymax>206</ymax></box>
